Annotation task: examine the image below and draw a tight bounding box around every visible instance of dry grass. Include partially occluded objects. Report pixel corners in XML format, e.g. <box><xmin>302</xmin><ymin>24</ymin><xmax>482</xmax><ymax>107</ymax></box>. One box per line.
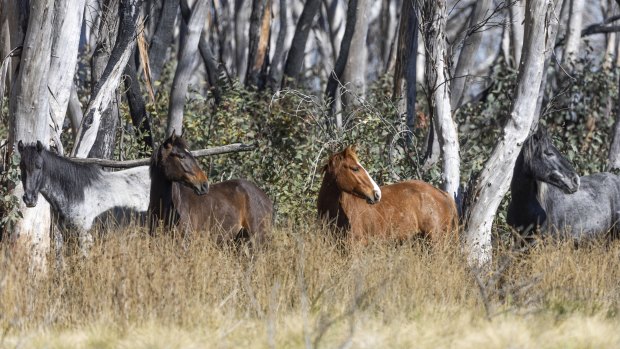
<box><xmin>1</xmin><ymin>222</ymin><xmax>620</xmax><ymax>348</ymax></box>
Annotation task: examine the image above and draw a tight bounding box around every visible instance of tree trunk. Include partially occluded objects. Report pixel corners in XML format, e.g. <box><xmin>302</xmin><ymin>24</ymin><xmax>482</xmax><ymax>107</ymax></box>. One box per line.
<box><xmin>166</xmin><ymin>0</ymin><xmax>208</xmax><ymax>137</ymax></box>
<box><xmin>267</xmin><ymin>0</ymin><xmax>287</xmax><ymax>90</ymax></box>
<box><xmin>392</xmin><ymin>0</ymin><xmax>418</xmax><ymax>142</ymax></box>
<box><xmin>67</xmin><ymin>83</ymin><xmax>83</xmax><ymax>135</ymax></box>
<box><xmin>450</xmin><ymin>0</ymin><xmax>493</xmax><ymax>110</ymax></box>
<box><xmin>531</xmin><ymin>0</ymin><xmax>564</xmax><ymax>130</ymax></box>
<box><xmin>509</xmin><ymin>0</ymin><xmax>525</xmax><ymax>68</ymax></box>
<box><xmin>47</xmin><ymin>0</ymin><xmax>85</xmax><ymax>153</ymax></box>
<box><xmin>180</xmin><ymin>0</ymin><xmax>222</xmax><ymax>104</ymax></box>
<box><xmin>562</xmin><ymin>0</ymin><xmax>585</xmax><ymax>67</ymax></box>
<box><xmin>8</xmin><ymin>0</ymin><xmax>55</xmax><ymax>273</ymax></box>
<box><xmin>341</xmin><ymin>0</ymin><xmax>369</xmax><ymax>110</ymax></box>
<box><xmin>420</xmin><ymin>0</ymin><xmax>460</xmax><ymax>200</ymax></box>
<box><xmin>87</xmin><ymin>0</ymin><xmax>121</xmax><ymax>159</ymax></box>
<box><xmin>149</xmin><ymin>0</ymin><xmax>179</xmax><ymax>85</ymax></box>
<box><xmin>71</xmin><ymin>0</ymin><xmax>138</xmax><ymax>158</ymax></box>
<box><xmin>245</xmin><ymin>0</ymin><xmax>272</xmax><ymax>89</ymax></box>
<box><xmin>609</xmin><ymin>68</ymin><xmax>620</xmax><ymax>170</ymax></box>
<box><xmin>282</xmin><ymin>0</ymin><xmax>321</xmax><ymax>84</ymax></box>
<box><xmin>124</xmin><ymin>58</ymin><xmax>154</xmax><ymax>156</ymax></box>
<box><xmin>464</xmin><ymin>0</ymin><xmax>555</xmax><ymax>267</ymax></box>
<box><xmin>325</xmin><ymin>0</ymin><xmax>359</xmax><ymax>118</ymax></box>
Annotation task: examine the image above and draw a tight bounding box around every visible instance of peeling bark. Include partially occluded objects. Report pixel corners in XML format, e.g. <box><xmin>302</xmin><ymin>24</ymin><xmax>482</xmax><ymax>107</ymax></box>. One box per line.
<box><xmin>245</xmin><ymin>0</ymin><xmax>272</xmax><ymax>88</ymax></box>
<box><xmin>282</xmin><ymin>0</ymin><xmax>321</xmax><ymax>84</ymax></box>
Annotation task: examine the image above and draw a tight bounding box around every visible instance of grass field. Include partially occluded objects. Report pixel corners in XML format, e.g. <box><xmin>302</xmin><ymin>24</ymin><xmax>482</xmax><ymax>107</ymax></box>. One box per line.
<box><xmin>1</xmin><ymin>222</ymin><xmax>620</xmax><ymax>348</ymax></box>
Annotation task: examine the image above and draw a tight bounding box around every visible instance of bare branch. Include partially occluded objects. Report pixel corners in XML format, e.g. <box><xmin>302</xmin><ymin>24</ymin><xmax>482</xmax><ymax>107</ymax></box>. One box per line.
<box><xmin>70</xmin><ymin>143</ymin><xmax>257</xmax><ymax>168</ymax></box>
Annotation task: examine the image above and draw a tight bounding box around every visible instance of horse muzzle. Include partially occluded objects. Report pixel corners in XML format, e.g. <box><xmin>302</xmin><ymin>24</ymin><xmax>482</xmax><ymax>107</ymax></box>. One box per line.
<box><xmin>192</xmin><ymin>181</ymin><xmax>209</xmax><ymax>195</ymax></box>
<box><xmin>365</xmin><ymin>189</ymin><xmax>382</xmax><ymax>205</ymax></box>
<box><xmin>22</xmin><ymin>194</ymin><xmax>38</xmax><ymax>207</ymax></box>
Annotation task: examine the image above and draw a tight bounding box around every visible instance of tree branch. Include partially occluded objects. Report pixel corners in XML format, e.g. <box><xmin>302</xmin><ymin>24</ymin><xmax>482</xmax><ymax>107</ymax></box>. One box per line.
<box><xmin>70</xmin><ymin>142</ymin><xmax>257</xmax><ymax>168</ymax></box>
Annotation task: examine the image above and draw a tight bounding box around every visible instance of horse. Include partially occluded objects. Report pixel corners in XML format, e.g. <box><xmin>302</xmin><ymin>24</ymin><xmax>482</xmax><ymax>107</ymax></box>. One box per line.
<box><xmin>17</xmin><ymin>140</ymin><xmax>150</xmax><ymax>252</ymax></box>
<box><xmin>317</xmin><ymin>145</ymin><xmax>458</xmax><ymax>243</ymax></box>
<box><xmin>148</xmin><ymin>133</ymin><xmax>273</xmax><ymax>246</ymax></box>
<box><xmin>506</xmin><ymin>126</ymin><xmax>620</xmax><ymax>241</ymax></box>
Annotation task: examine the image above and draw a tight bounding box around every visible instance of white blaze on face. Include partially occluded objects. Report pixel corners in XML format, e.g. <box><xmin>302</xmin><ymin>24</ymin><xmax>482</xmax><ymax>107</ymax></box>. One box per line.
<box><xmin>359</xmin><ymin>161</ymin><xmax>381</xmax><ymax>201</ymax></box>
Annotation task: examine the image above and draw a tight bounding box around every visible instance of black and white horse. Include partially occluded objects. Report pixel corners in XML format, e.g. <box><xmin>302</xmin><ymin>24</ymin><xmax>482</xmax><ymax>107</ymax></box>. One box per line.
<box><xmin>507</xmin><ymin>127</ymin><xmax>620</xmax><ymax>240</ymax></box>
<box><xmin>18</xmin><ymin>141</ymin><xmax>150</xmax><ymax>251</ymax></box>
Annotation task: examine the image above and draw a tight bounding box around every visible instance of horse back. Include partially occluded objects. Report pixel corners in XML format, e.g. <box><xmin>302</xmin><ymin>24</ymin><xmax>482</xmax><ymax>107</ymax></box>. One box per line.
<box><xmin>176</xmin><ymin>179</ymin><xmax>272</xmax><ymax>243</ymax></box>
<box><xmin>379</xmin><ymin>180</ymin><xmax>458</xmax><ymax>240</ymax></box>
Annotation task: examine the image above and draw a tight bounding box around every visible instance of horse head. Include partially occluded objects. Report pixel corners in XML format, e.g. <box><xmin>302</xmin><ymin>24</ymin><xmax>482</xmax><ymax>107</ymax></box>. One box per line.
<box><xmin>17</xmin><ymin>140</ymin><xmax>45</xmax><ymax>207</ymax></box>
<box><xmin>524</xmin><ymin>127</ymin><xmax>580</xmax><ymax>194</ymax></box>
<box><xmin>324</xmin><ymin>145</ymin><xmax>381</xmax><ymax>204</ymax></box>
<box><xmin>155</xmin><ymin>133</ymin><xmax>209</xmax><ymax>195</ymax></box>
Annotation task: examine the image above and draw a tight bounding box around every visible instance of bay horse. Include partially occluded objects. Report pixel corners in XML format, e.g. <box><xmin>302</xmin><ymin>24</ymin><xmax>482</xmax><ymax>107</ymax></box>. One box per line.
<box><xmin>317</xmin><ymin>145</ymin><xmax>458</xmax><ymax>243</ymax></box>
<box><xmin>507</xmin><ymin>127</ymin><xmax>620</xmax><ymax>241</ymax></box>
<box><xmin>148</xmin><ymin>134</ymin><xmax>273</xmax><ymax>245</ymax></box>
<box><xmin>17</xmin><ymin>141</ymin><xmax>150</xmax><ymax>252</ymax></box>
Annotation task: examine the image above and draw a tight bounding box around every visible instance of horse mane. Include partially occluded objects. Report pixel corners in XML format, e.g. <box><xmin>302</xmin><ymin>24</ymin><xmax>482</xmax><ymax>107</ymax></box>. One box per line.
<box><xmin>322</xmin><ymin>146</ymin><xmax>359</xmax><ymax>174</ymax></box>
<box><xmin>32</xmin><ymin>147</ymin><xmax>102</xmax><ymax>202</ymax></box>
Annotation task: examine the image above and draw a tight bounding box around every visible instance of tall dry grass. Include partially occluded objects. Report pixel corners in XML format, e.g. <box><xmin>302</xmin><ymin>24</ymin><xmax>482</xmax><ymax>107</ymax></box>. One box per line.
<box><xmin>1</xmin><ymin>222</ymin><xmax>620</xmax><ymax>348</ymax></box>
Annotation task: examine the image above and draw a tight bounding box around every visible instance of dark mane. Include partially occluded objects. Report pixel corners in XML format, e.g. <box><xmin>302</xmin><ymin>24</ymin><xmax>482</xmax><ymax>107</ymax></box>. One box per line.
<box><xmin>21</xmin><ymin>145</ymin><xmax>102</xmax><ymax>202</ymax></box>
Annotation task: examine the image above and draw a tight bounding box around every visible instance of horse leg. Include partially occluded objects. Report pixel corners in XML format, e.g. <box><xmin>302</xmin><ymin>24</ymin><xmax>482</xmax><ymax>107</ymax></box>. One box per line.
<box><xmin>53</xmin><ymin>225</ymin><xmax>64</xmax><ymax>270</ymax></box>
<box><xmin>78</xmin><ymin>230</ymin><xmax>94</xmax><ymax>257</ymax></box>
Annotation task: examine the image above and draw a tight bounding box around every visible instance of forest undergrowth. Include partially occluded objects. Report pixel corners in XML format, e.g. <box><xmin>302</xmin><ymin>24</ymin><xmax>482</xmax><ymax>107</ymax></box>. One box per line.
<box><xmin>1</xmin><ymin>221</ymin><xmax>620</xmax><ymax>348</ymax></box>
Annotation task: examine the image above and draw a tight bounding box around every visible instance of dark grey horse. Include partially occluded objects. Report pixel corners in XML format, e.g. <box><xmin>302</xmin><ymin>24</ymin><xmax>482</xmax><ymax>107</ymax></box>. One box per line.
<box><xmin>507</xmin><ymin>127</ymin><xmax>620</xmax><ymax>240</ymax></box>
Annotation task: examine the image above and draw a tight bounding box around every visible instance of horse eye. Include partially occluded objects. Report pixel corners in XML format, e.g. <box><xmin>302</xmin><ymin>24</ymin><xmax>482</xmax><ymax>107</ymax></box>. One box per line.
<box><xmin>352</xmin><ymin>166</ymin><xmax>360</xmax><ymax>172</ymax></box>
<box><xmin>544</xmin><ymin>151</ymin><xmax>554</xmax><ymax>157</ymax></box>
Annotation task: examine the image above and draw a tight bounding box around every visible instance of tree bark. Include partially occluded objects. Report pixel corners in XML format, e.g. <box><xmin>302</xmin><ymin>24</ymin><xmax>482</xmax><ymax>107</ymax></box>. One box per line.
<box><xmin>464</xmin><ymin>0</ymin><xmax>554</xmax><ymax>267</ymax></box>
<box><xmin>87</xmin><ymin>0</ymin><xmax>121</xmax><ymax>159</ymax></box>
<box><xmin>420</xmin><ymin>0</ymin><xmax>460</xmax><ymax>201</ymax></box>
<box><xmin>166</xmin><ymin>0</ymin><xmax>208</xmax><ymax>137</ymax></box>
<box><xmin>325</xmin><ymin>0</ymin><xmax>359</xmax><ymax>118</ymax></box>
<box><xmin>509</xmin><ymin>0</ymin><xmax>525</xmax><ymax>68</ymax></box>
<box><xmin>149</xmin><ymin>0</ymin><xmax>179</xmax><ymax>85</ymax></box>
<box><xmin>562</xmin><ymin>0</ymin><xmax>585</xmax><ymax>67</ymax></box>
<box><xmin>180</xmin><ymin>0</ymin><xmax>222</xmax><ymax>104</ymax></box>
<box><xmin>124</xmin><ymin>58</ymin><xmax>154</xmax><ymax>155</ymax></box>
<box><xmin>71</xmin><ymin>0</ymin><xmax>138</xmax><ymax>158</ymax></box>
<box><xmin>450</xmin><ymin>0</ymin><xmax>493</xmax><ymax>110</ymax></box>
<box><xmin>245</xmin><ymin>0</ymin><xmax>272</xmax><ymax>89</ymax></box>
<box><xmin>268</xmin><ymin>0</ymin><xmax>287</xmax><ymax>90</ymax></box>
<box><xmin>341</xmin><ymin>0</ymin><xmax>369</xmax><ymax>110</ymax></box>
<box><xmin>8</xmin><ymin>0</ymin><xmax>55</xmax><ymax>273</ymax></box>
<box><xmin>47</xmin><ymin>0</ymin><xmax>86</xmax><ymax>153</ymax></box>
<box><xmin>67</xmin><ymin>83</ymin><xmax>83</xmax><ymax>135</ymax></box>
<box><xmin>609</xmin><ymin>68</ymin><xmax>620</xmax><ymax>170</ymax></box>
<box><xmin>282</xmin><ymin>0</ymin><xmax>321</xmax><ymax>84</ymax></box>
<box><xmin>392</xmin><ymin>0</ymin><xmax>418</xmax><ymax>142</ymax></box>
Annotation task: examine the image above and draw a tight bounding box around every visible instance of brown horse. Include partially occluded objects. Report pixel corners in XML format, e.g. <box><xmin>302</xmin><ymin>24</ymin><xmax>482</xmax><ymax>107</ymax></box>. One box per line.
<box><xmin>149</xmin><ymin>134</ymin><xmax>273</xmax><ymax>245</ymax></box>
<box><xmin>317</xmin><ymin>146</ymin><xmax>458</xmax><ymax>243</ymax></box>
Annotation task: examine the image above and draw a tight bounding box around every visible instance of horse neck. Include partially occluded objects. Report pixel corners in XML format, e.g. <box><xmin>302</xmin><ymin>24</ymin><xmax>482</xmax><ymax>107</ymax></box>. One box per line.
<box><xmin>39</xmin><ymin>151</ymin><xmax>101</xmax><ymax>213</ymax></box>
<box><xmin>318</xmin><ymin>171</ymin><xmax>351</xmax><ymax>224</ymax></box>
<box><xmin>149</xmin><ymin>164</ymin><xmax>176</xmax><ymax>219</ymax></box>
<box><xmin>510</xmin><ymin>150</ymin><xmax>539</xmax><ymax>201</ymax></box>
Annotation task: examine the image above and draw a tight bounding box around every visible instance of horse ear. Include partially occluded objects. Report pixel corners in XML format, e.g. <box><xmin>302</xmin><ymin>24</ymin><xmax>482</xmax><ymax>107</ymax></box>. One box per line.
<box><xmin>17</xmin><ymin>140</ymin><xmax>24</xmax><ymax>153</ymax></box>
<box><xmin>36</xmin><ymin>141</ymin><xmax>44</xmax><ymax>152</ymax></box>
<box><xmin>180</xmin><ymin>129</ymin><xmax>186</xmax><ymax>138</ymax></box>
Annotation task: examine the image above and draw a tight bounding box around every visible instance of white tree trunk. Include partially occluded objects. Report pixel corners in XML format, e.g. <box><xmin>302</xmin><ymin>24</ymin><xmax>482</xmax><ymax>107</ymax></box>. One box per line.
<box><xmin>464</xmin><ymin>0</ymin><xmax>554</xmax><ymax>267</ymax></box>
<box><xmin>8</xmin><ymin>0</ymin><xmax>56</xmax><ymax>273</ymax></box>
<box><xmin>166</xmin><ymin>0</ymin><xmax>208</xmax><ymax>136</ymax></box>
<box><xmin>48</xmin><ymin>0</ymin><xmax>86</xmax><ymax>153</ymax></box>
<box><xmin>562</xmin><ymin>0</ymin><xmax>584</xmax><ymax>66</ymax></box>
<box><xmin>422</xmin><ymin>0</ymin><xmax>460</xmax><ymax>199</ymax></box>
<box><xmin>510</xmin><ymin>0</ymin><xmax>525</xmax><ymax>68</ymax></box>
<box><xmin>341</xmin><ymin>0</ymin><xmax>369</xmax><ymax>109</ymax></box>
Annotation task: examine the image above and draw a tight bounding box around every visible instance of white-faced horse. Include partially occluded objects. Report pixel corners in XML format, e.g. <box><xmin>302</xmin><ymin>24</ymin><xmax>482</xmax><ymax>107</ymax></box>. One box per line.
<box><xmin>18</xmin><ymin>141</ymin><xmax>150</xmax><ymax>252</ymax></box>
